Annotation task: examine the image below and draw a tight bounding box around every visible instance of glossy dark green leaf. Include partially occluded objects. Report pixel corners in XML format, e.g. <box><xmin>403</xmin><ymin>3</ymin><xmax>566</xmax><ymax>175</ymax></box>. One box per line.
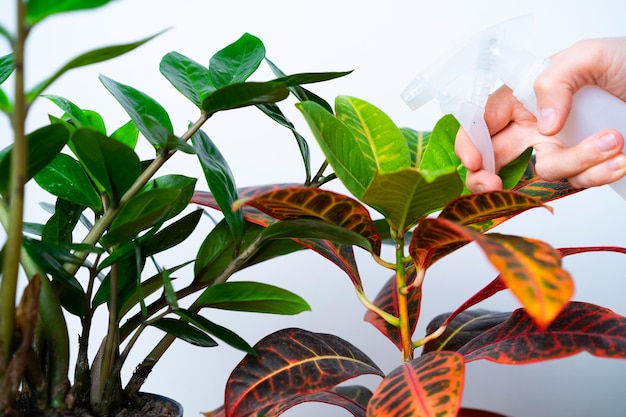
<box><xmin>0</xmin><ymin>123</ymin><xmax>70</xmax><ymax>196</ymax></box>
<box><xmin>100</xmin><ymin>74</ymin><xmax>173</xmax><ymax>150</ymax></box>
<box><xmin>202</xmin><ymin>72</ymin><xmax>351</xmax><ymax>115</ymax></box>
<box><xmin>27</xmin><ymin>32</ymin><xmax>162</xmax><ymax>100</ymax></box>
<box><xmin>209</xmin><ymin>33</ymin><xmax>265</xmax><ymax>89</ymax></box>
<box><xmin>261</xmin><ymin>219</ymin><xmax>374</xmax><ymax>253</ymax></box>
<box><xmin>143</xmin><ymin>174</ymin><xmax>197</xmax><ymax>219</ymax></box>
<box><xmin>35</xmin><ymin>153</ymin><xmax>103</xmax><ymax>211</ymax></box>
<box><xmin>151</xmin><ymin>317</ymin><xmax>218</xmax><ymax>347</ymax></box>
<box><xmin>162</xmin><ymin>269</ymin><xmax>178</xmax><ymax>309</ymax></box>
<box><xmin>192</xmin><ymin>128</ymin><xmax>243</xmax><ymax>243</ymax></box>
<box><xmin>160</xmin><ymin>51</ymin><xmax>213</xmax><ymax>107</ymax></box>
<box><xmin>42</xmin><ymin>198</ymin><xmax>86</xmax><ymax>245</ymax></box>
<box><xmin>0</xmin><ymin>53</ymin><xmax>14</xmax><ymax>85</ymax></box>
<box><xmin>101</xmin><ymin>188</ymin><xmax>180</xmax><ymax>247</ymax></box>
<box><xmin>22</xmin><ymin>237</ymin><xmax>84</xmax><ymax>295</ymax></box>
<box><xmin>143</xmin><ymin>209</ymin><xmax>203</xmax><ymax>257</ymax></box>
<box><xmin>194</xmin><ymin>219</ymin><xmax>239</xmax><ymax>282</ymax></box>
<box><xmin>196</xmin><ymin>281</ymin><xmax>311</xmax><ymax>315</ymax></box>
<box><xmin>26</xmin><ymin>0</ymin><xmax>112</xmax><ymax>25</ymax></box>
<box><xmin>111</xmin><ymin>120</ymin><xmax>139</xmax><ymax>149</ymax></box>
<box><xmin>176</xmin><ymin>309</ymin><xmax>256</xmax><ymax>355</ymax></box>
<box><xmin>43</xmin><ymin>94</ymin><xmax>91</xmax><ymax>127</ymax></box>
<box><xmin>265</xmin><ymin>58</ymin><xmax>334</xmax><ymax>113</ymax></box>
<box><xmin>71</xmin><ymin>128</ymin><xmax>140</xmax><ymax>201</ymax></box>
<box><xmin>202</xmin><ymin>81</ymin><xmax>290</xmax><ymax>114</ymax></box>
<box><xmin>256</xmin><ymin>103</ymin><xmax>312</xmax><ymax>183</ymax></box>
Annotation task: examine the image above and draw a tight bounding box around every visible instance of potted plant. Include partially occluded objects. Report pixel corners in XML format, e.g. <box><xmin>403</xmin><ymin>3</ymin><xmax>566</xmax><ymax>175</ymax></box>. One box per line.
<box><xmin>3</xmin><ymin>2</ymin><xmax>626</xmax><ymax>417</ymax></box>
<box><xmin>193</xmin><ymin>90</ymin><xmax>626</xmax><ymax>415</ymax></box>
<box><xmin>0</xmin><ymin>1</ymin><xmax>350</xmax><ymax>415</ymax></box>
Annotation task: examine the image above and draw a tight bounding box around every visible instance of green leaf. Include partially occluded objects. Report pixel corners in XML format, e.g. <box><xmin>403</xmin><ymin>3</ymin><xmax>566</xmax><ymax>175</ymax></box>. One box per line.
<box><xmin>71</xmin><ymin>128</ymin><xmax>140</xmax><ymax>202</ymax></box>
<box><xmin>202</xmin><ymin>81</ymin><xmax>290</xmax><ymax>114</ymax></box>
<box><xmin>335</xmin><ymin>96</ymin><xmax>411</xmax><ymax>174</ymax></box>
<box><xmin>261</xmin><ymin>219</ymin><xmax>374</xmax><ymax>253</ymax></box>
<box><xmin>0</xmin><ymin>123</ymin><xmax>71</xmax><ymax>196</ymax></box>
<box><xmin>362</xmin><ymin>168</ymin><xmax>463</xmax><ymax>232</ymax></box>
<box><xmin>102</xmin><ymin>188</ymin><xmax>181</xmax><ymax>247</ymax></box>
<box><xmin>43</xmin><ymin>94</ymin><xmax>91</xmax><ymax>127</ymax></box>
<box><xmin>26</xmin><ymin>0</ymin><xmax>112</xmax><ymax>25</ymax></box>
<box><xmin>265</xmin><ymin>58</ymin><xmax>335</xmax><ymax>113</ymax></box>
<box><xmin>111</xmin><ymin>120</ymin><xmax>139</xmax><ymax>149</ymax></box>
<box><xmin>162</xmin><ymin>269</ymin><xmax>178</xmax><ymax>309</ymax></box>
<box><xmin>143</xmin><ymin>209</ymin><xmax>203</xmax><ymax>257</ymax></box>
<box><xmin>256</xmin><ymin>103</ymin><xmax>312</xmax><ymax>183</ymax></box>
<box><xmin>0</xmin><ymin>53</ymin><xmax>14</xmax><ymax>85</ymax></box>
<box><xmin>99</xmin><ymin>74</ymin><xmax>173</xmax><ymax>150</ymax></box>
<box><xmin>209</xmin><ymin>33</ymin><xmax>265</xmax><ymax>89</ymax></box>
<box><xmin>196</xmin><ymin>281</ymin><xmax>311</xmax><ymax>315</ymax></box>
<box><xmin>192</xmin><ymin>129</ymin><xmax>243</xmax><ymax>244</ymax></box>
<box><xmin>0</xmin><ymin>24</ymin><xmax>11</xmax><ymax>43</ymax></box>
<box><xmin>500</xmin><ymin>147</ymin><xmax>533</xmax><ymax>190</ymax></box>
<box><xmin>27</xmin><ymin>32</ymin><xmax>163</xmax><ymax>100</ymax></box>
<box><xmin>151</xmin><ymin>318</ymin><xmax>218</xmax><ymax>347</ymax></box>
<box><xmin>42</xmin><ymin>198</ymin><xmax>85</xmax><ymax>244</ymax></box>
<box><xmin>296</xmin><ymin>100</ymin><xmax>373</xmax><ymax>199</ymax></box>
<box><xmin>401</xmin><ymin>127</ymin><xmax>430</xmax><ymax>167</ymax></box>
<box><xmin>160</xmin><ymin>51</ymin><xmax>213</xmax><ymax>107</ymax></box>
<box><xmin>419</xmin><ymin>114</ymin><xmax>462</xmax><ymax>173</ymax></box>
<box><xmin>0</xmin><ymin>88</ymin><xmax>11</xmax><ymax>113</ymax></box>
<box><xmin>143</xmin><ymin>174</ymin><xmax>197</xmax><ymax>220</ymax></box>
<box><xmin>176</xmin><ymin>309</ymin><xmax>256</xmax><ymax>355</ymax></box>
<box><xmin>34</xmin><ymin>153</ymin><xmax>103</xmax><ymax>212</ymax></box>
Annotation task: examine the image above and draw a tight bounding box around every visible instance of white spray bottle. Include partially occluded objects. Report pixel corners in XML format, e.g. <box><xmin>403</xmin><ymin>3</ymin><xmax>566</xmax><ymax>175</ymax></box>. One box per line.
<box><xmin>401</xmin><ymin>15</ymin><xmax>626</xmax><ymax>200</ymax></box>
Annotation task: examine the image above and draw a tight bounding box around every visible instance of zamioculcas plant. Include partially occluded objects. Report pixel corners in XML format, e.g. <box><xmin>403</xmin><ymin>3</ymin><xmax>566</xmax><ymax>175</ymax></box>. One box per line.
<box><xmin>194</xmin><ymin>97</ymin><xmax>626</xmax><ymax>416</ymax></box>
<box><xmin>0</xmin><ymin>1</ymin><xmax>352</xmax><ymax>415</ymax></box>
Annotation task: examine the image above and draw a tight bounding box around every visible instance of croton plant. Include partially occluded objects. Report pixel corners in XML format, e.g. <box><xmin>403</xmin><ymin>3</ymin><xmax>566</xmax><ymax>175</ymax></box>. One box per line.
<box><xmin>1</xmin><ymin>1</ymin><xmax>626</xmax><ymax>417</ymax></box>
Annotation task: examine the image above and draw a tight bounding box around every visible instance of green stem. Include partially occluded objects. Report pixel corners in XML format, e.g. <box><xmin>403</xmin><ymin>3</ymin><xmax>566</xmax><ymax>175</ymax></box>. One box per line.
<box><xmin>123</xmin><ymin>232</ymin><xmax>266</xmax><ymax>395</ymax></box>
<box><xmin>64</xmin><ymin>112</ymin><xmax>211</xmax><ymax>276</ymax></box>
<box><xmin>0</xmin><ymin>0</ymin><xmax>27</xmax><ymax>367</ymax></box>
<box><xmin>395</xmin><ymin>235</ymin><xmax>413</xmax><ymax>361</ymax></box>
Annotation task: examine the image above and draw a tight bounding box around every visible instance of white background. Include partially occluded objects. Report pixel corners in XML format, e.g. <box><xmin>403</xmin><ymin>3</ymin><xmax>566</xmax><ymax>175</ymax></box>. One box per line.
<box><xmin>1</xmin><ymin>1</ymin><xmax>626</xmax><ymax>416</ymax></box>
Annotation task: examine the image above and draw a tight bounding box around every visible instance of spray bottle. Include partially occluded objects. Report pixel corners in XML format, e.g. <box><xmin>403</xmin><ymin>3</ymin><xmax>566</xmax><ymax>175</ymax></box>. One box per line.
<box><xmin>401</xmin><ymin>15</ymin><xmax>626</xmax><ymax>200</ymax></box>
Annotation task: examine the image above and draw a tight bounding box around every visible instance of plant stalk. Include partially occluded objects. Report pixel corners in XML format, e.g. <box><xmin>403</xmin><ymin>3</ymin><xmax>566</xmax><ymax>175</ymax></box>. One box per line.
<box><xmin>0</xmin><ymin>0</ymin><xmax>27</xmax><ymax>367</ymax></box>
<box><xmin>395</xmin><ymin>236</ymin><xmax>413</xmax><ymax>361</ymax></box>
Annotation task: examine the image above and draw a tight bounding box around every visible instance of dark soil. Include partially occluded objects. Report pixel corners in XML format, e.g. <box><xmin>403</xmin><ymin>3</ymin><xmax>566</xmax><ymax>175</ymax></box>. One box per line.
<box><xmin>7</xmin><ymin>393</ymin><xmax>182</xmax><ymax>417</ymax></box>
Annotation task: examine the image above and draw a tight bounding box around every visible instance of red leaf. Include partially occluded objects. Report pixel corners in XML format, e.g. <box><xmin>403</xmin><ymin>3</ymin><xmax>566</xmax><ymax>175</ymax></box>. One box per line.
<box><xmin>248</xmin><ymin>385</ymin><xmax>372</xmax><ymax>417</ymax></box>
<box><xmin>225</xmin><ymin>328</ymin><xmax>384</xmax><ymax>417</ymax></box>
<box><xmin>459</xmin><ymin>301</ymin><xmax>626</xmax><ymax>363</ymax></box>
<box><xmin>193</xmin><ymin>186</ymin><xmax>363</xmax><ymax>289</ymax></box>
<box><xmin>411</xmin><ymin>218</ymin><xmax>573</xmax><ymax>329</ymax></box>
<box><xmin>364</xmin><ymin>271</ymin><xmax>421</xmax><ymax>350</ymax></box>
<box><xmin>233</xmin><ymin>186</ymin><xmax>382</xmax><ymax>255</ymax></box>
<box><xmin>367</xmin><ymin>351</ymin><xmax>464</xmax><ymax>417</ymax></box>
<box><xmin>439</xmin><ymin>190</ymin><xmax>550</xmax><ymax>233</ymax></box>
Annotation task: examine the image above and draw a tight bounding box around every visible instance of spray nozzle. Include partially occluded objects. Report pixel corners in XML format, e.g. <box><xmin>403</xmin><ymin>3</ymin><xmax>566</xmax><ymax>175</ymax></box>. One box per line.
<box><xmin>402</xmin><ymin>15</ymin><xmax>539</xmax><ymax>174</ymax></box>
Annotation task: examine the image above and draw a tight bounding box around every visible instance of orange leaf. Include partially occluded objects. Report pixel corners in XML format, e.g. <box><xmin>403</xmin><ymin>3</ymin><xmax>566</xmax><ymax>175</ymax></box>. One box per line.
<box><xmin>367</xmin><ymin>351</ymin><xmax>464</xmax><ymax>417</ymax></box>
<box><xmin>234</xmin><ymin>185</ymin><xmax>381</xmax><ymax>255</ymax></box>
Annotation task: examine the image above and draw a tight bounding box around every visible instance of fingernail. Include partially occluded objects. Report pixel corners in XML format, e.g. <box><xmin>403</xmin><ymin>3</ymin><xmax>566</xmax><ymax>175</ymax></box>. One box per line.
<box><xmin>475</xmin><ymin>184</ymin><xmax>485</xmax><ymax>193</ymax></box>
<box><xmin>537</xmin><ymin>107</ymin><xmax>556</xmax><ymax>133</ymax></box>
<box><xmin>596</xmin><ymin>132</ymin><xmax>618</xmax><ymax>152</ymax></box>
<box><xmin>607</xmin><ymin>154</ymin><xmax>626</xmax><ymax>171</ymax></box>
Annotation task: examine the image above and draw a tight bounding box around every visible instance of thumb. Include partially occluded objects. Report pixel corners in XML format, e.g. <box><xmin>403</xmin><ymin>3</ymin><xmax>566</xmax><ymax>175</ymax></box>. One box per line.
<box><xmin>533</xmin><ymin>67</ymin><xmax>576</xmax><ymax>136</ymax></box>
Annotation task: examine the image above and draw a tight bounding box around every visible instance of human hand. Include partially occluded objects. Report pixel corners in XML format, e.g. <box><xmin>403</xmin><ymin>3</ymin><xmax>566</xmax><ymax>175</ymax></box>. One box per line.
<box><xmin>455</xmin><ymin>37</ymin><xmax>626</xmax><ymax>192</ymax></box>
